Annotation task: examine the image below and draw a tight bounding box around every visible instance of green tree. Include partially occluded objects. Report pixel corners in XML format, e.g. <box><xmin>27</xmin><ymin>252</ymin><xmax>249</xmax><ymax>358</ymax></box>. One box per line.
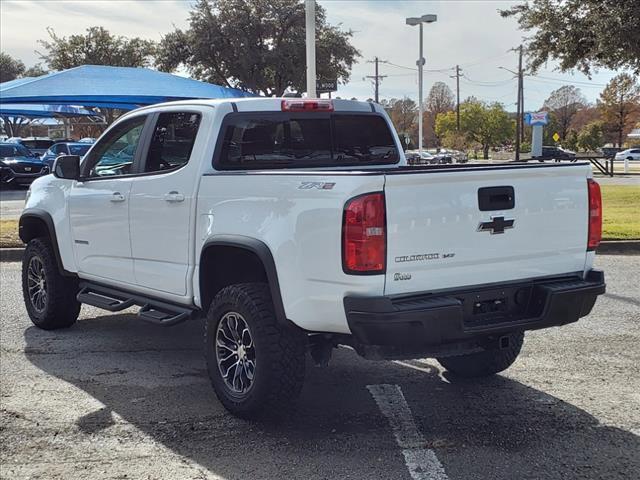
<box><xmin>156</xmin><ymin>0</ymin><xmax>359</xmax><ymax>96</ymax></box>
<box><xmin>577</xmin><ymin>121</ymin><xmax>604</xmax><ymax>152</ymax></box>
<box><xmin>564</xmin><ymin>129</ymin><xmax>579</xmax><ymax>152</ymax></box>
<box><xmin>597</xmin><ymin>73</ymin><xmax>640</xmax><ymax>147</ymax></box>
<box><xmin>542</xmin><ymin>111</ymin><xmax>561</xmax><ymax>145</ymax></box>
<box><xmin>436</xmin><ymin>100</ymin><xmax>514</xmax><ymax>159</ymax></box>
<box><xmin>382</xmin><ymin>98</ymin><xmax>418</xmax><ymax>148</ymax></box>
<box><xmin>542</xmin><ymin>85</ymin><xmax>586</xmax><ymax>141</ymax></box>
<box><xmin>0</xmin><ymin>51</ymin><xmax>25</xmax><ymax>83</ymax></box>
<box><xmin>501</xmin><ymin>0</ymin><xmax>640</xmax><ymax>76</ymax></box>
<box><xmin>37</xmin><ymin>26</ymin><xmax>156</xmax><ymax>70</ymax></box>
<box><xmin>23</xmin><ymin>64</ymin><xmax>48</xmax><ymax>77</ymax></box>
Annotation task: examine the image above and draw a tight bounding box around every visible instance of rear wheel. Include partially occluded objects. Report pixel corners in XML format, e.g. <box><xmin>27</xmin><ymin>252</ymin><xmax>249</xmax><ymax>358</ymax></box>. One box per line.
<box><xmin>205</xmin><ymin>283</ymin><xmax>306</xmax><ymax>418</ymax></box>
<box><xmin>22</xmin><ymin>238</ymin><xmax>80</xmax><ymax>330</ymax></box>
<box><xmin>437</xmin><ymin>332</ymin><xmax>524</xmax><ymax>378</ymax></box>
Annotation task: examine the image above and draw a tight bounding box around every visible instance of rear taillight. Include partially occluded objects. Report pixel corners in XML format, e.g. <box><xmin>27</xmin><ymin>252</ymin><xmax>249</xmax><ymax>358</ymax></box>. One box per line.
<box><xmin>342</xmin><ymin>192</ymin><xmax>386</xmax><ymax>274</ymax></box>
<box><xmin>587</xmin><ymin>178</ymin><xmax>602</xmax><ymax>251</ymax></box>
<box><xmin>281</xmin><ymin>99</ymin><xmax>334</xmax><ymax>112</ymax></box>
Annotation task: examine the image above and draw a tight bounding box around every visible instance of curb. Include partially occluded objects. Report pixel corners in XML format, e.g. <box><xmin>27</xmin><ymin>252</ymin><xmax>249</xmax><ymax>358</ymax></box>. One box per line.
<box><xmin>596</xmin><ymin>240</ymin><xmax>640</xmax><ymax>255</ymax></box>
<box><xmin>0</xmin><ymin>248</ymin><xmax>24</xmax><ymax>263</ymax></box>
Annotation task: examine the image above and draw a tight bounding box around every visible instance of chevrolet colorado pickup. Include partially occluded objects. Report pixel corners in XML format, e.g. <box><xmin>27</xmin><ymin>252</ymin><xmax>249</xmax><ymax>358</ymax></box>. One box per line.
<box><xmin>20</xmin><ymin>98</ymin><xmax>605</xmax><ymax>417</ymax></box>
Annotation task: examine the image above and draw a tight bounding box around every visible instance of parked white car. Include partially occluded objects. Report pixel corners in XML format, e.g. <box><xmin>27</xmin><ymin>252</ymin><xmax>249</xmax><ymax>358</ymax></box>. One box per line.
<box><xmin>614</xmin><ymin>148</ymin><xmax>640</xmax><ymax>161</ymax></box>
<box><xmin>20</xmin><ymin>98</ymin><xmax>605</xmax><ymax>418</ymax></box>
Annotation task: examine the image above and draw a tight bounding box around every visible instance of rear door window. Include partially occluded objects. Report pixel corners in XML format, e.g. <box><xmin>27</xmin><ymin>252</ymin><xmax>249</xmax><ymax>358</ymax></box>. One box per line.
<box><xmin>216</xmin><ymin>113</ymin><xmax>398</xmax><ymax>169</ymax></box>
<box><xmin>143</xmin><ymin>112</ymin><xmax>201</xmax><ymax>173</ymax></box>
<box><xmin>23</xmin><ymin>140</ymin><xmax>54</xmax><ymax>150</ymax></box>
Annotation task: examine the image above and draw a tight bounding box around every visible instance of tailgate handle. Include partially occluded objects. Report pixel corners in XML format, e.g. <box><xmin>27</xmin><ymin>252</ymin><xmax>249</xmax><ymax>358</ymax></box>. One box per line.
<box><xmin>478</xmin><ymin>186</ymin><xmax>514</xmax><ymax>211</ymax></box>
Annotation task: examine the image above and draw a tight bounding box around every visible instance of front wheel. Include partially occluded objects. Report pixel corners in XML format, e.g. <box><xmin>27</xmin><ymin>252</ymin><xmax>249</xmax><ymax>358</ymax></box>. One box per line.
<box><xmin>22</xmin><ymin>238</ymin><xmax>80</xmax><ymax>330</ymax></box>
<box><xmin>204</xmin><ymin>283</ymin><xmax>306</xmax><ymax>418</ymax></box>
<box><xmin>437</xmin><ymin>332</ymin><xmax>524</xmax><ymax>378</ymax></box>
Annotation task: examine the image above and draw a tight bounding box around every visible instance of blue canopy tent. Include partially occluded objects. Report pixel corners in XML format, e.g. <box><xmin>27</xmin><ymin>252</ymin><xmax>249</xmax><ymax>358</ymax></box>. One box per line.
<box><xmin>0</xmin><ymin>104</ymin><xmax>98</xmax><ymax>118</ymax></box>
<box><xmin>0</xmin><ymin>65</ymin><xmax>255</xmax><ymax>110</ymax></box>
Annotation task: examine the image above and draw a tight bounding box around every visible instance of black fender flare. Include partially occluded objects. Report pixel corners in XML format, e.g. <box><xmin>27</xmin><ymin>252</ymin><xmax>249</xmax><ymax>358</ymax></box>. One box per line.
<box><xmin>200</xmin><ymin>235</ymin><xmax>290</xmax><ymax>328</ymax></box>
<box><xmin>19</xmin><ymin>208</ymin><xmax>72</xmax><ymax>276</ymax></box>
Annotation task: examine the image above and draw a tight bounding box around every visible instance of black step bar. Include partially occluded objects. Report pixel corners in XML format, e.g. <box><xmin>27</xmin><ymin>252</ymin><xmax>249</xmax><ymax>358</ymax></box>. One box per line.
<box><xmin>77</xmin><ymin>283</ymin><xmax>196</xmax><ymax>326</ymax></box>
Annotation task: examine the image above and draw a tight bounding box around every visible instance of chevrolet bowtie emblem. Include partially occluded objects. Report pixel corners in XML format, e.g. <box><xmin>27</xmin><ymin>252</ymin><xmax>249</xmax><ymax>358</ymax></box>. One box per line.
<box><xmin>477</xmin><ymin>216</ymin><xmax>515</xmax><ymax>234</ymax></box>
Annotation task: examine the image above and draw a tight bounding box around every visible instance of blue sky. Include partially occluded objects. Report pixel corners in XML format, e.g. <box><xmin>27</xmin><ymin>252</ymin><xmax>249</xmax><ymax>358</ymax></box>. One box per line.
<box><xmin>0</xmin><ymin>0</ymin><xmax>623</xmax><ymax>111</ymax></box>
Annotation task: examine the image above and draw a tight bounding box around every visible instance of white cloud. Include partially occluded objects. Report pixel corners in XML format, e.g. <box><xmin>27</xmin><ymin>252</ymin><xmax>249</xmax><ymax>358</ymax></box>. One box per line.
<box><xmin>0</xmin><ymin>0</ymin><xmax>622</xmax><ymax>109</ymax></box>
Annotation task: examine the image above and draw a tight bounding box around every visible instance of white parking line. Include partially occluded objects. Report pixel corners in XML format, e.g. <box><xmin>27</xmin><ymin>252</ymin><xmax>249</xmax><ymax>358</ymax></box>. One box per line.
<box><xmin>367</xmin><ymin>384</ymin><xmax>448</xmax><ymax>480</ymax></box>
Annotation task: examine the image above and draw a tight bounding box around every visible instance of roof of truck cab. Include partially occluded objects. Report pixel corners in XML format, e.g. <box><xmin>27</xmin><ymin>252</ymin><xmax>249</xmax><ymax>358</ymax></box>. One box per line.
<box><xmin>129</xmin><ymin>97</ymin><xmax>381</xmax><ymax>114</ymax></box>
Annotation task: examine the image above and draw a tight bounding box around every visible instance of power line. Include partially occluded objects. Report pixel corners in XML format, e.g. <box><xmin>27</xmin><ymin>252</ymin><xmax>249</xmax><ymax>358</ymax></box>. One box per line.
<box><xmin>456</xmin><ymin>51</ymin><xmax>513</xmax><ymax>69</ymax></box>
<box><xmin>382</xmin><ymin>60</ymin><xmax>452</xmax><ymax>73</ymax></box>
<box><xmin>461</xmin><ymin>76</ymin><xmax>515</xmax><ymax>87</ymax></box>
<box><xmin>383</xmin><ymin>51</ymin><xmax>513</xmax><ymax>73</ymax></box>
<box><xmin>532</xmin><ymin>74</ymin><xmax>608</xmax><ymax>87</ymax></box>
<box><xmin>527</xmin><ymin>76</ymin><xmax>607</xmax><ymax>89</ymax></box>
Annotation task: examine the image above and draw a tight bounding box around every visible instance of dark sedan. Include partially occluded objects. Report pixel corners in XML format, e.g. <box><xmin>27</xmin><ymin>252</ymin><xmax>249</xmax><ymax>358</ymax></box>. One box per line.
<box><xmin>533</xmin><ymin>146</ymin><xmax>577</xmax><ymax>161</ymax></box>
<box><xmin>0</xmin><ymin>143</ymin><xmax>49</xmax><ymax>186</ymax></box>
<box><xmin>6</xmin><ymin>137</ymin><xmax>55</xmax><ymax>157</ymax></box>
<box><xmin>41</xmin><ymin>142</ymin><xmax>92</xmax><ymax>169</ymax></box>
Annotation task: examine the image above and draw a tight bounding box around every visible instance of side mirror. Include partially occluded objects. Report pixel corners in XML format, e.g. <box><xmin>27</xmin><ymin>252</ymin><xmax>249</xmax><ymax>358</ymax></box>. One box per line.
<box><xmin>53</xmin><ymin>155</ymin><xmax>80</xmax><ymax>180</ymax></box>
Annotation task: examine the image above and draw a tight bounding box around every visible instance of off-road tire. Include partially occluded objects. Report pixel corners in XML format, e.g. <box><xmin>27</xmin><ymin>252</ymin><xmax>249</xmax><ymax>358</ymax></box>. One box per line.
<box><xmin>437</xmin><ymin>332</ymin><xmax>524</xmax><ymax>378</ymax></box>
<box><xmin>205</xmin><ymin>283</ymin><xmax>306</xmax><ymax>418</ymax></box>
<box><xmin>22</xmin><ymin>238</ymin><xmax>80</xmax><ymax>330</ymax></box>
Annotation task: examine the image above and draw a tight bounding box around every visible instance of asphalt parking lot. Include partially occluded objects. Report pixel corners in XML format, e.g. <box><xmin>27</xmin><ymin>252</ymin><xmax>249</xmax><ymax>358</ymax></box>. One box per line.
<box><xmin>1</xmin><ymin>254</ymin><xmax>639</xmax><ymax>480</ymax></box>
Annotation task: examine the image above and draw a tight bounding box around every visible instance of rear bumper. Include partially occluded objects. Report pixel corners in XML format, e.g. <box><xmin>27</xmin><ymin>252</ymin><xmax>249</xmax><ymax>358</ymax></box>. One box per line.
<box><xmin>344</xmin><ymin>270</ymin><xmax>605</xmax><ymax>357</ymax></box>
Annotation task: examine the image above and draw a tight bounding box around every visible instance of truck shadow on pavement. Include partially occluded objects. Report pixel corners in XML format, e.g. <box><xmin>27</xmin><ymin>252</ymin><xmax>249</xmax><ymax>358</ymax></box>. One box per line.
<box><xmin>23</xmin><ymin>312</ymin><xmax>640</xmax><ymax>480</ymax></box>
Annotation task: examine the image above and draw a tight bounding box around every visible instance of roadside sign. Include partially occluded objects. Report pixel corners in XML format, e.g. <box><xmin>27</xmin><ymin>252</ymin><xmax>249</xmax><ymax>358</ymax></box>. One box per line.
<box><xmin>524</xmin><ymin>111</ymin><xmax>549</xmax><ymax>126</ymax></box>
<box><xmin>316</xmin><ymin>79</ymin><xmax>337</xmax><ymax>94</ymax></box>
<box><xmin>553</xmin><ymin>132</ymin><xmax>560</xmax><ymax>142</ymax></box>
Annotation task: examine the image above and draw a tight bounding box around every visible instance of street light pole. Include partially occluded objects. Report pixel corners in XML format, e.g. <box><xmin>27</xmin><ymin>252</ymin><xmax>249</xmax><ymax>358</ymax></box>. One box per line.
<box><xmin>305</xmin><ymin>0</ymin><xmax>316</xmax><ymax>98</ymax></box>
<box><xmin>406</xmin><ymin>14</ymin><xmax>437</xmax><ymax>155</ymax></box>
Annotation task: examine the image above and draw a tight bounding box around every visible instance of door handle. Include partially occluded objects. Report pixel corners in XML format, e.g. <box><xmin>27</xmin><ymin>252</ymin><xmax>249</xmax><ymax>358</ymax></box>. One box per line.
<box><xmin>110</xmin><ymin>192</ymin><xmax>126</xmax><ymax>203</ymax></box>
<box><xmin>164</xmin><ymin>191</ymin><xmax>185</xmax><ymax>203</ymax></box>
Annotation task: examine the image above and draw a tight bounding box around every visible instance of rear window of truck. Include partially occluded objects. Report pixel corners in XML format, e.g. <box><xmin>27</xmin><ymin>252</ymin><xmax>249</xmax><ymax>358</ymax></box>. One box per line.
<box><xmin>215</xmin><ymin>113</ymin><xmax>399</xmax><ymax>169</ymax></box>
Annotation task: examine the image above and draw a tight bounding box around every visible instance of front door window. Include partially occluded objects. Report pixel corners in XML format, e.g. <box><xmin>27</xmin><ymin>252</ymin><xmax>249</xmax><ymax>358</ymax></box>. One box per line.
<box><xmin>84</xmin><ymin>116</ymin><xmax>147</xmax><ymax>177</ymax></box>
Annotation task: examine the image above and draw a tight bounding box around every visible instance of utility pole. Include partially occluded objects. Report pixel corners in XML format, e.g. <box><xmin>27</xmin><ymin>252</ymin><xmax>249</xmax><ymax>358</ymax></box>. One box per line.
<box><xmin>418</xmin><ymin>23</ymin><xmax>424</xmax><ymax>153</ymax></box>
<box><xmin>456</xmin><ymin>65</ymin><xmax>461</xmax><ymax>131</ymax></box>
<box><xmin>520</xmin><ymin>46</ymin><xmax>524</xmax><ymax>143</ymax></box>
<box><xmin>515</xmin><ymin>45</ymin><xmax>523</xmax><ymax>162</ymax></box>
<box><xmin>305</xmin><ymin>0</ymin><xmax>316</xmax><ymax>97</ymax></box>
<box><xmin>365</xmin><ymin>57</ymin><xmax>387</xmax><ymax>103</ymax></box>
<box><xmin>450</xmin><ymin>65</ymin><xmax>462</xmax><ymax>131</ymax></box>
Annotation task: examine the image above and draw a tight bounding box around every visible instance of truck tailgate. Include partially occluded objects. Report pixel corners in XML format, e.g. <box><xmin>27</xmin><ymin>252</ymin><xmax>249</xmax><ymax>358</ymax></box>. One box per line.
<box><xmin>383</xmin><ymin>164</ymin><xmax>591</xmax><ymax>295</ymax></box>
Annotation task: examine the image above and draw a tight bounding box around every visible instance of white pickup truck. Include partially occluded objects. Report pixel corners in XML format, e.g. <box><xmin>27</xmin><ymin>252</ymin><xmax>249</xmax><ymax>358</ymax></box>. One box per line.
<box><xmin>20</xmin><ymin>98</ymin><xmax>605</xmax><ymax>417</ymax></box>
